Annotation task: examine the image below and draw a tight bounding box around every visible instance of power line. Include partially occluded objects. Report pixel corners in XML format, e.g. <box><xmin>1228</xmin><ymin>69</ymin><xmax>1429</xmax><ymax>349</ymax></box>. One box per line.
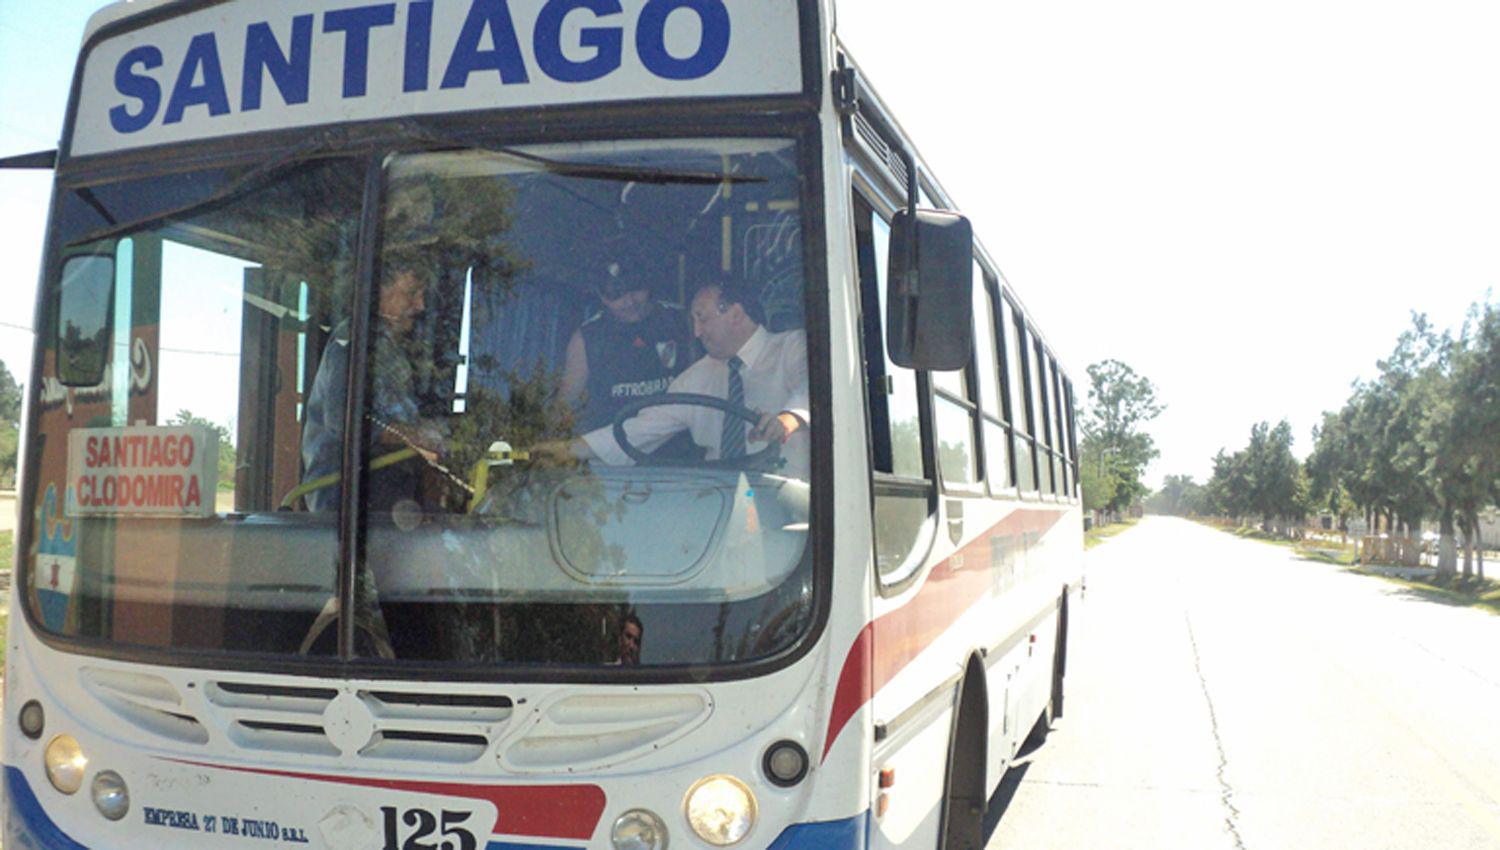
<box><xmin>161</xmin><ymin>346</ymin><xmax>239</xmax><ymax>358</ymax></box>
<box><xmin>0</xmin><ymin>321</ymin><xmax>241</xmax><ymax>359</ymax></box>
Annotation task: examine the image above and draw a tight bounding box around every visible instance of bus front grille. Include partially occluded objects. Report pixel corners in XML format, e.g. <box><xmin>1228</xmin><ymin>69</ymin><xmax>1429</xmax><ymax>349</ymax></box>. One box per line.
<box><xmin>77</xmin><ymin>671</ymin><xmax>713</xmax><ymax>771</ymax></box>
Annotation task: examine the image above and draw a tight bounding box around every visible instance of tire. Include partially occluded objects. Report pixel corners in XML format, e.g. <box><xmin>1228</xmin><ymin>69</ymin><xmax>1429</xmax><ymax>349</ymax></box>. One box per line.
<box><xmin>1024</xmin><ymin>697</ymin><xmax>1052</xmax><ymax>750</ymax></box>
<box><xmin>1051</xmin><ymin>592</ymin><xmax>1069</xmax><ymax>719</ymax></box>
<box><xmin>940</xmin><ymin>658</ymin><xmax>989</xmax><ymax>850</ymax></box>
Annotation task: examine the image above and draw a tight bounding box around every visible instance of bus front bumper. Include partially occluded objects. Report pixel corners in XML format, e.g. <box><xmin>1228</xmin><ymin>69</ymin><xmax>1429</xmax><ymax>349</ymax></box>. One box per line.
<box><xmin>5</xmin><ymin>766</ymin><xmax>867</xmax><ymax>850</ymax></box>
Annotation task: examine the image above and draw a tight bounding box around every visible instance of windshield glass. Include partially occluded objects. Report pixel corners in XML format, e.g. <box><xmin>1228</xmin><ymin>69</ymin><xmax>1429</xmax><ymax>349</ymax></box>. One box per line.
<box><xmin>26</xmin><ymin>137</ymin><xmax>817</xmax><ymax>670</ymax></box>
<box><xmin>30</xmin><ymin>158</ymin><xmax>361</xmax><ymax>657</ymax></box>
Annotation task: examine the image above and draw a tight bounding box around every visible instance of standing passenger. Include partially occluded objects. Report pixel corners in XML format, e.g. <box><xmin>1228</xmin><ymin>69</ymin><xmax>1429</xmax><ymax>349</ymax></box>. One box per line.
<box><xmin>560</xmin><ymin>263</ymin><xmax>694</xmax><ymax>431</ymax></box>
<box><xmin>300</xmin><ymin>259</ymin><xmax>446</xmax><ymax>512</ymax></box>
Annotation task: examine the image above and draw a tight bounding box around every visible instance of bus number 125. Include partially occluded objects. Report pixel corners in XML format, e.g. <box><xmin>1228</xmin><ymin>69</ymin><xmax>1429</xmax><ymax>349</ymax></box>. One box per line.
<box><xmin>380</xmin><ymin>806</ymin><xmax>478</xmax><ymax>850</ymax></box>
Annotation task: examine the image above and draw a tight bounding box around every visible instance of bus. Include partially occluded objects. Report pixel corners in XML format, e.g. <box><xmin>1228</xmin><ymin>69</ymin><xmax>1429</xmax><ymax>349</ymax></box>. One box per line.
<box><xmin>3</xmin><ymin>1</ymin><xmax>1083</xmax><ymax>848</ymax></box>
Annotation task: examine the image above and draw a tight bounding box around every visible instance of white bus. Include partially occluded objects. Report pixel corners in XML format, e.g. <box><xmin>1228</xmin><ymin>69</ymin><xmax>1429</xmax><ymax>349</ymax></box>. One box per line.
<box><xmin>3</xmin><ymin>1</ymin><xmax>1083</xmax><ymax>848</ymax></box>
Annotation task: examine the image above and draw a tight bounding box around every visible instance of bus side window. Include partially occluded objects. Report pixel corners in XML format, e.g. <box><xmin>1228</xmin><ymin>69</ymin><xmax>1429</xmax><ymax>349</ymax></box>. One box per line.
<box><xmin>1032</xmin><ymin>336</ymin><xmax>1055</xmax><ymax>495</ymax></box>
<box><xmin>1049</xmin><ymin>355</ymin><xmax>1070</xmax><ymax>497</ymax></box>
<box><xmin>929</xmin><ymin>257</ymin><xmax>981</xmax><ymax>493</ymax></box>
<box><xmin>854</xmin><ymin>194</ymin><xmax>933</xmax><ymax>583</ymax></box>
<box><xmin>972</xmin><ymin>275</ymin><xmax>1010</xmax><ymax>493</ymax></box>
<box><xmin>1001</xmin><ymin>295</ymin><xmax>1037</xmax><ymax>493</ymax></box>
<box><xmin>1063</xmin><ymin>377</ymin><xmax>1081</xmax><ymax>498</ymax></box>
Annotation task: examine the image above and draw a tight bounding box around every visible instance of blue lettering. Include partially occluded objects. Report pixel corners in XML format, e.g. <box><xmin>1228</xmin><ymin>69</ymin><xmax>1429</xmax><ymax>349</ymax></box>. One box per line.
<box><xmin>109</xmin><ymin>46</ymin><xmax>163</xmax><ymax>134</ymax></box>
<box><xmin>323</xmin><ymin>4</ymin><xmax>397</xmax><ymax>98</ymax></box>
<box><xmin>403</xmin><ymin>2</ymin><xmax>434</xmax><ymax>93</ymax></box>
<box><xmin>535</xmin><ymin>0</ymin><xmax>623</xmax><ymax>83</ymax></box>
<box><xmin>242</xmin><ymin>15</ymin><xmax>313</xmax><ymax>111</ymax></box>
<box><xmin>636</xmin><ymin>0</ymin><xmax>730</xmax><ymax>81</ymax></box>
<box><xmin>163</xmin><ymin>33</ymin><xmax>230</xmax><ymax>125</ymax></box>
<box><xmin>441</xmin><ymin>0</ymin><xmax>530</xmax><ymax>89</ymax></box>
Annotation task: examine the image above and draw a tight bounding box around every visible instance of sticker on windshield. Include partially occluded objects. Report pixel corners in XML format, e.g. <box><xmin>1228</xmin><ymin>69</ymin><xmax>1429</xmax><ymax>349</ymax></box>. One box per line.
<box><xmin>67</xmin><ymin>425</ymin><xmax>219</xmax><ymax>518</ymax></box>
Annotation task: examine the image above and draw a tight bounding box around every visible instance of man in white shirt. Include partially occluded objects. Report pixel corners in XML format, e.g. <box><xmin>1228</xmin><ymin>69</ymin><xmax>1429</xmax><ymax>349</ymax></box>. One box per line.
<box><xmin>544</xmin><ymin>283</ymin><xmax>808</xmax><ymax>465</ymax></box>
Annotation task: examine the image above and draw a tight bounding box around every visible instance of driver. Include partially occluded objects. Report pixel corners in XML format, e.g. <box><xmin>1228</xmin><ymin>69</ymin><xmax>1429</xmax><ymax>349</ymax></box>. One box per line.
<box><xmin>549</xmin><ymin>282</ymin><xmax>807</xmax><ymax>465</ymax></box>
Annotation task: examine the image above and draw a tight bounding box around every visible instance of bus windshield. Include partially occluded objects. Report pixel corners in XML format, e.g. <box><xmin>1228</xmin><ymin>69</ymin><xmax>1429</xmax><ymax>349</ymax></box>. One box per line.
<box><xmin>30</xmin><ymin>136</ymin><xmax>816</xmax><ymax>671</ymax></box>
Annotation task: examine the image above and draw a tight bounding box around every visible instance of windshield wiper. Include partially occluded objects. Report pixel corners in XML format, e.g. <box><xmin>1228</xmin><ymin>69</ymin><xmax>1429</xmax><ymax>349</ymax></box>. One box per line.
<box><xmin>394</xmin><ymin>121</ymin><xmax>766</xmax><ymax>186</ymax></box>
<box><xmin>64</xmin><ymin>128</ymin><xmax>352</xmax><ymax>247</ymax></box>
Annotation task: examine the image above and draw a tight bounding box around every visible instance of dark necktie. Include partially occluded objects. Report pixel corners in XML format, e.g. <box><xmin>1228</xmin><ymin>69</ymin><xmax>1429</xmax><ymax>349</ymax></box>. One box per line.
<box><xmin>720</xmin><ymin>356</ymin><xmax>747</xmax><ymax>459</ymax></box>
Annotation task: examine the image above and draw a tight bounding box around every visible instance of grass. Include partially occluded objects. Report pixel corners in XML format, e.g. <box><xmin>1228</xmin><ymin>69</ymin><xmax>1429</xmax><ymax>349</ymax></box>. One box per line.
<box><xmin>1085</xmin><ymin>518</ymin><xmax>1139</xmax><ymax>549</ymax></box>
<box><xmin>1230</xmin><ymin>527</ymin><xmax>1301</xmax><ymax>548</ymax></box>
<box><xmin>1200</xmin><ymin>520</ymin><xmax>1358</xmax><ymax>563</ymax></box>
<box><xmin>1202</xmin><ymin>520</ymin><xmax>1498</xmax><ymax>615</ymax></box>
<box><xmin>1297</xmin><ymin>543</ymin><xmax>1359</xmax><ymax>566</ymax></box>
<box><xmin>1346</xmin><ymin>567</ymin><xmax>1500</xmax><ymax>615</ymax></box>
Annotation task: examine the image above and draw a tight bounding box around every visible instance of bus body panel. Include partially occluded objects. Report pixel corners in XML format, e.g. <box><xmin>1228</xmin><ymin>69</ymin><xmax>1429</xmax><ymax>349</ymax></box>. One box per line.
<box><xmin>4</xmin><ymin>626</ymin><xmax>873</xmax><ymax>849</ymax></box>
<box><xmin>863</xmin><ymin>498</ymin><xmax>1080</xmax><ymax>848</ymax></box>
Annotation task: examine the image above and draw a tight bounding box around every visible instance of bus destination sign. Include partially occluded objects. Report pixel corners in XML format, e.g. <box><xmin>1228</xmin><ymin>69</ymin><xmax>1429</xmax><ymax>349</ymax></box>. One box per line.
<box><xmin>67</xmin><ymin>425</ymin><xmax>220</xmax><ymax>518</ymax></box>
<box><xmin>70</xmin><ymin>0</ymin><xmax>806</xmax><ymax>157</ymax></box>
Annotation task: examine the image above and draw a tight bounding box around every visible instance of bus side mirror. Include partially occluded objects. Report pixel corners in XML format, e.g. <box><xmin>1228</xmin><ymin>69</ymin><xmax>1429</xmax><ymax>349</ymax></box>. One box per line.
<box><xmin>57</xmin><ymin>255</ymin><xmax>115</xmax><ymax>387</ymax></box>
<box><xmin>886</xmin><ymin>209</ymin><xmax>974</xmax><ymax>371</ymax></box>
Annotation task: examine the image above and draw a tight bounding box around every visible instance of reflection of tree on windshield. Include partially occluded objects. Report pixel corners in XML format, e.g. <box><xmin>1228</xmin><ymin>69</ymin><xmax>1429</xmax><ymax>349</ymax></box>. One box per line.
<box><xmin>167</xmin><ymin>410</ymin><xmax>237</xmax><ymax>494</ymax></box>
<box><xmin>59</xmin><ymin>322</ymin><xmax>110</xmax><ymax>381</ymax></box>
<box><xmin>381</xmin><ymin>172</ymin><xmax>531</xmax><ymax>418</ymax></box>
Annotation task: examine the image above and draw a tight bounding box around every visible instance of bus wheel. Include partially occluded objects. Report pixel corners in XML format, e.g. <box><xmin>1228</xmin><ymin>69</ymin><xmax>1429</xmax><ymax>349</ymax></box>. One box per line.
<box><xmin>939</xmin><ymin>655</ymin><xmax>988</xmax><ymax>850</ymax></box>
<box><xmin>1024</xmin><ymin>697</ymin><xmax>1052</xmax><ymax>750</ymax></box>
<box><xmin>1051</xmin><ymin>591</ymin><xmax>1069</xmax><ymax>719</ymax></box>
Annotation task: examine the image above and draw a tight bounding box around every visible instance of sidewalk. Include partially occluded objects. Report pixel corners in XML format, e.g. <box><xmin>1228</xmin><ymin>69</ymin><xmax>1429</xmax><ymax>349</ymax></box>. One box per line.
<box><xmin>0</xmin><ymin>489</ymin><xmax>14</xmax><ymax>535</ymax></box>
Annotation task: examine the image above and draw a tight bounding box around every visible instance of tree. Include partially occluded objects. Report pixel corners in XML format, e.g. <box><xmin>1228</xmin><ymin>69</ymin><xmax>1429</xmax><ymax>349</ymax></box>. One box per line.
<box><xmin>1146</xmin><ymin>474</ymin><xmax>1205</xmax><ymax>517</ymax></box>
<box><xmin>1244</xmin><ymin>420</ymin><xmax>1309</xmax><ymax>531</ymax></box>
<box><xmin>1204</xmin><ymin>448</ymin><xmax>1251</xmax><ymax>522</ymax></box>
<box><xmin>0</xmin><ymin>358</ymin><xmax>20</xmax><ymax>426</ymax></box>
<box><xmin>1202</xmin><ymin>421</ymin><xmax>1309</xmax><ymax>532</ymax></box>
<box><xmin>0</xmin><ymin>359</ymin><xmax>19</xmax><ymax>488</ymax></box>
<box><xmin>1208</xmin><ymin>301</ymin><xmax>1500</xmax><ymax>566</ymax></box>
<box><xmin>1079</xmin><ymin>445</ymin><xmax>1122</xmax><ymax>516</ymax></box>
<box><xmin>1305</xmin><ymin>411</ymin><xmax>1359</xmax><ymax>531</ymax></box>
<box><xmin>0</xmin><ymin>422</ymin><xmax>17</xmax><ymax>490</ymax></box>
<box><xmin>1439</xmin><ymin>300</ymin><xmax>1500</xmax><ymax>579</ymax></box>
<box><xmin>1368</xmin><ymin>316</ymin><xmax>1441</xmax><ymax>537</ymax></box>
<box><xmin>166</xmin><ymin>410</ymin><xmax>237</xmax><ymax>491</ymax></box>
<box><xmin>1079</xmin><ymin>360</ymin><xmax>1163</xmax><ymax>516</ymax></box>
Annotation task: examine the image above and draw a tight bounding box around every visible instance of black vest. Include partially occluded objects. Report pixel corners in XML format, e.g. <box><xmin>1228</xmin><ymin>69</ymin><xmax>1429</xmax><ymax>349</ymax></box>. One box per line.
<box><xmin>579</xmin><ymin>304</ymin><xmax>692</xmax><ymax>430</ymax></box>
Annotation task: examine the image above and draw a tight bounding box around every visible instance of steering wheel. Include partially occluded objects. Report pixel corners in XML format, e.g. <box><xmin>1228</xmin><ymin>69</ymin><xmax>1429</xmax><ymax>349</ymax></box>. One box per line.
<box><xmin>611</xmin><ymin>392</ymin><xmax>782</xmax><ymax>470</ymax></box>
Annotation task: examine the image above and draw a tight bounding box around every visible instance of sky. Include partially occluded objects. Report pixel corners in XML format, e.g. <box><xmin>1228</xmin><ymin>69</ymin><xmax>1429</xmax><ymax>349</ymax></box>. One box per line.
<box><xmin>3</xmin><ymin>0</ymin><xmax>1498</xmax><ymax>487</ymax></box>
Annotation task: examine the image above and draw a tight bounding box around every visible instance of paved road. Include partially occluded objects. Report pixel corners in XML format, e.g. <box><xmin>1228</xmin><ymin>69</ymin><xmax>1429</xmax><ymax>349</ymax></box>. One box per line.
<box><xmin>988</xmin><ymin>516</ymin><xmax>1500</xmax><ymax>850</ymax></box>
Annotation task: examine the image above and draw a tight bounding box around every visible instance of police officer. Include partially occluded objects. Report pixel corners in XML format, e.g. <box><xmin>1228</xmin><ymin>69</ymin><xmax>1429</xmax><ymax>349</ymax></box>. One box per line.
<box><xmin>560</xmin><ymin>263</ymin><xmax>694</xmax><ymax>431</ymax></box>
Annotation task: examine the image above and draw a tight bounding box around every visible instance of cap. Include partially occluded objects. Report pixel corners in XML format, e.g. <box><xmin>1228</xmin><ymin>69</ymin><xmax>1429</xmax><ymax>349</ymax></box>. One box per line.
<box><xmin>598</xmin><ymin>262</ymin><xmax>646</xmax><ymax>299</ymax></box>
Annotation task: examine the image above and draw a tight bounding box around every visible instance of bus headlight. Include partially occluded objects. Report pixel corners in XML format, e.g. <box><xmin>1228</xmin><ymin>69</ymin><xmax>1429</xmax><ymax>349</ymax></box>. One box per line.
<box><xmin>18</xmin><ymin>700</ymin><xmax>45</xmax><ymax>740</ymax></box>
<box><xmin>762</xmin><ymin>740</ymin><xmax>809</xmax><ymax>787</ymax></box>
<box><xmin>44</xmin><ymin>735</ymin><xmax>88</xmax><ymax>794</ymax></box>
<box><xmin>611</xmin><ymin>808</ymin><xmax>668</xmax><ymax>850</ymax></box>
<box><xmin>91</xmin><ymin>770</ymin><xmax>130</xmax><ymax>820</ymax></box>
<box><xmin>684</xmin><ymin>775</ymin><xmax>757</xmax><ymax>846</ymax></box>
